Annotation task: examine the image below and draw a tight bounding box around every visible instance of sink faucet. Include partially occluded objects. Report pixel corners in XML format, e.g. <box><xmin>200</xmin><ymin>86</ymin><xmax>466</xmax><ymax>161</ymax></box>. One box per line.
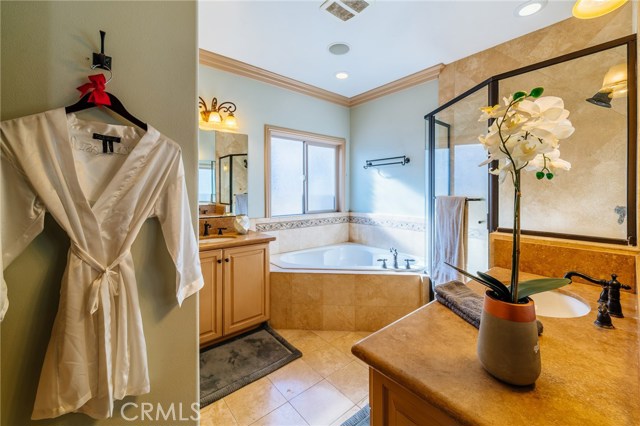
<box><xmin>564</xmin><ymin>271</ymin><xmax>631</xmax><ymax>327</ymax></box>
<box><xmin>203</xmin><ymin>221</ymin><xmax>212</xmax><ymax>236</ymax></box>
<box><xmin>390</xmin><ymin>248</ymin><xmax>398</xmax><ymax>269</ymax></box>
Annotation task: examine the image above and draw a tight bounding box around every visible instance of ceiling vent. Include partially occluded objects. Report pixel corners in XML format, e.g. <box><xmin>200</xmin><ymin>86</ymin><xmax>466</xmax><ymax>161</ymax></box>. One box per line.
<box><xmin>320</xmin><ymin>0</ymin><xmax>370</xmax><ymax>22</ymax></box>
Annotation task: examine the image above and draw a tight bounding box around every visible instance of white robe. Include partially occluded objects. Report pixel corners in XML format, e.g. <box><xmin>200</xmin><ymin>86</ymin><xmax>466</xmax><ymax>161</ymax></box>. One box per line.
<box><xmin>1</xmin><ymin>109</ymin><xmax>204</xmax><ymax>419</ymax></box>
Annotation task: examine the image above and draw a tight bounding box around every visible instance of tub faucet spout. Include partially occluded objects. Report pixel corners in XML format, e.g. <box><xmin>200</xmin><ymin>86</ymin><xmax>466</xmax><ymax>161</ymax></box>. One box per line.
<box><xmin>390</xmin><ymin>248</ymin><xmax>399</xmax><ymax>269</ymax></box>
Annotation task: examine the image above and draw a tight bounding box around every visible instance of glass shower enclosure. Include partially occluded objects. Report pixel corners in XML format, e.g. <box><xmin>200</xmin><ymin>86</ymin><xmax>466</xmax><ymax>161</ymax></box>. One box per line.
<box><xmin>424</xmin><ymin>35</ymin><xmax>637</xmax><ymax>289</ymax></box>
<box><xmin>425</xmin><ymin>87</ymin><xmax>491</xmax><ymax>281</ymax></box>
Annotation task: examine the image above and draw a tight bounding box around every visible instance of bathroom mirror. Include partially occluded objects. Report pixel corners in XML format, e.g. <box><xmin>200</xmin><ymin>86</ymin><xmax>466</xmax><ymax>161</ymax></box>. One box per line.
<box><xmin>426</xmin><ymin>35</ymin><xmax>637</xmax><ymax>248</ymax></box>
<box><xmin>198</xmin><ymin>130</ymin><xmax>249</xmax><ymax>215</ymax></box>
<box><xmin>198</xmin><ymin>160</ymin><xmax>216</xmax><ymax>204</ymax></box>
<box><xmin>493</xmin><ymin>37</ymin><xmax>636</xmax><ymax>244</ymax></box>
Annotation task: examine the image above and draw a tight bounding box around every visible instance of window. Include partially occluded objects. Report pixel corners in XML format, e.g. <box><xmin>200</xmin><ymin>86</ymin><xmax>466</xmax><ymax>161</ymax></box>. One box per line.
<box><xmin>266</xmin><ymin>125</ymin><xmax>345</xmax><ymax>217</ymax></box>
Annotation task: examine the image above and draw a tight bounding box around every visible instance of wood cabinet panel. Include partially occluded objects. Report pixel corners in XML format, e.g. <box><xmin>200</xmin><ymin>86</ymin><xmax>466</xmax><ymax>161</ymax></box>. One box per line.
<box><xmin>223</xmin><ymin>244</ymin><xmax>270</xmax><ymax>335</ymax></box>
<box><xmin>199</xmin><ymin>249</ymin><xmax>223</xmax><ymax>345</ymax></box>
<box><xmin>371</xmin><ymin>369</ymin><xmax>459</xmax><ymax>426</ymax></box>
<box><xmin>199</xmin><ymin>242</ymin><xmax>270</xmax><ymax>345</ymax></box>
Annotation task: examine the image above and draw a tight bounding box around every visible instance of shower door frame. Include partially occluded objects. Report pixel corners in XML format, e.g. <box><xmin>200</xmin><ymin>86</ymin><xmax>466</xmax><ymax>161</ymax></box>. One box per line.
<box><xmin>425</xmin><ymin>35</ymin><xmax>638</xmax><ymax>281</ymax></box>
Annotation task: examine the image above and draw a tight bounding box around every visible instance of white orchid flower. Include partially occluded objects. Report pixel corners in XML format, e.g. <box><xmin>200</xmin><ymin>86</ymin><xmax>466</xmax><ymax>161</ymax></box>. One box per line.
<box><xmin>490</xmin><ymin>160</ymin><xmax>515</xmax><ymax>183</ymax></box>
<box><xmin>525</xmin><ymin>150</ymin><xmax>571</xmax><ymax>174</ymax></box>
<box><xmin>477</xmin><ymin>89</ymin><xmax>573</xmax><ymax>180</ymax></box>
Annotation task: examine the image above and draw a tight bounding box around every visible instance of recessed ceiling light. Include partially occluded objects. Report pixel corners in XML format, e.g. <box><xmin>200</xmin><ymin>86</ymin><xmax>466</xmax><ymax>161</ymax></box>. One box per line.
<box><xmin>515</xmin><ymin>0</ymin><xmax>547</xmax><ymax>17</ymax></box>
<box><xmin>328</xmin><ymin>42</ymin><xmax>350</xmax><ymax>55</ymax></box>
<box><xmin>336</xmin><ymin>71</ymin><xmax>349</xmax><ymax>80</ymax></box>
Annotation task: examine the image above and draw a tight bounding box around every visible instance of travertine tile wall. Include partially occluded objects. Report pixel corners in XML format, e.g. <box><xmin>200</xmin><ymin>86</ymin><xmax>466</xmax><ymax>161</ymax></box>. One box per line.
<box><xmin>442</xmin><ymin>3</ymin><xmax>639</xmax><ymax>289</ymax></box>
<box><xmin>198</xmin><ymin>216</ymin><xmax>236</xmax><ymax>236</ymax></box>
<box><xmin>491</xmin><ymin>233</ymin><xmax>638</xmax><ymax>293</ymax></box>
<box><xmin>438</xmin><ymin>3</ymin><xmax>633</xmax><ymax>104</ymax></box>
<box><xmin>348</xmin><ymin>213</ymin><xmax>425</xmax><ymax>259</ymax></box>
<box><xmin>250</xmin><ymin>212</ymin><xmax>425</xmax><ymax>257</ymax></box>
<box><xmin>251</xmin><ymin>213</ymin><xmax>350</xmax><ymax>254</ymax></box>
<box><xmin>270</xmin><ymin>271</ymin><xmax>430</xmax><ymax>331</ymax></box>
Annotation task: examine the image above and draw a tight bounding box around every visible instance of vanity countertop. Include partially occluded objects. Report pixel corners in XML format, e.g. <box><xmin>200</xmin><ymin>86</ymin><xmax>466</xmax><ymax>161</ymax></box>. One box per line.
<box><xmin>198</xmin><ymin>231</ymin><xmax>275</xmax><ymax>251</ymax></box>
<box><xmin>351</xmin><ymin>267</ymin><xmax>639</xmax><ymax>425</ymax></box>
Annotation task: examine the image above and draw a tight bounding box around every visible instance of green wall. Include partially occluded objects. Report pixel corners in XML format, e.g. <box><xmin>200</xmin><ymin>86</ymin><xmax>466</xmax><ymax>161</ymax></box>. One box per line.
<box><xmin>349</xmin><ymin>81</ymin><xmax>439</xmax><ymax>217</ymax></box>
<box><xmin>1</xmin><ymin>2</ymin><xmax>199</xmax><ymax>425</ymax></box>
<box><xmin>198</xmin><ymin>65</ymin><xmax>351</xmax><ymax>218</ymax></box>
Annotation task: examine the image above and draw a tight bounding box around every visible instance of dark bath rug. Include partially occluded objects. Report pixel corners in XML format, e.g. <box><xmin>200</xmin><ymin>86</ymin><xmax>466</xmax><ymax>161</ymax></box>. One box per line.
<box><xmin>199</xmin><ymin>323</ymin><xmax>301</xmax><ymax>408</ymax></box>
<box><xmin>341</xmin><ymin>404</ymin><xmax>370</xmax><ymax>426</ymax></box>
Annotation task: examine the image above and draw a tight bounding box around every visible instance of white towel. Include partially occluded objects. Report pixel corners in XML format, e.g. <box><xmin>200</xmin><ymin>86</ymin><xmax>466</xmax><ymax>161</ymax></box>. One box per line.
<box><xmin>432</xmin><ymin>196</ymin><xmax>468</xmax><ymax>285</ymax></box>
<box><xmin>234</xmin><ymin>193</ymin><xmax>248</xmax><ymax>215</ymax></box>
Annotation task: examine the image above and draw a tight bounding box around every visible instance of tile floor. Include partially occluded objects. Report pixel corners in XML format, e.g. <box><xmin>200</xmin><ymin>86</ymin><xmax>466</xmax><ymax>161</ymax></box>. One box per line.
<box><xmin>200</xmin><ymin>329</ymin><xmax>372</xmax><ymax>426</ymax></box>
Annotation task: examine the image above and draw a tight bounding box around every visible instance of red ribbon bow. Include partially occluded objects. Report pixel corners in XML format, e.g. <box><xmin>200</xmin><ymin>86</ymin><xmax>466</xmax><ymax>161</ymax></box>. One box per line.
<box><xmin>76</xmin><ymin>74</ymin><xmax>111</xmax><ymax>106</ymax></box>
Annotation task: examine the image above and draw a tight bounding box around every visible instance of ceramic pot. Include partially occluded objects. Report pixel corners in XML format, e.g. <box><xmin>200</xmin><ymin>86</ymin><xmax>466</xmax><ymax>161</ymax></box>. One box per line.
<box><xmin>477</xmin><ymin>291</ymin><xmax>541</xmax><ymax>386</ymax></box>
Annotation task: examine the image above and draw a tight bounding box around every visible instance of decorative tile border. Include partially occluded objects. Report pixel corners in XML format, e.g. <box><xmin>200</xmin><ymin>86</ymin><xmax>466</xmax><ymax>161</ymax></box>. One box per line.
<box><xmin>349</xmin><ymin>215</ymin><xmax>425</xmax><ymax>232</ymax></box>
<box><xmin>255</xmin><ymin>215</ymin><xmax>349</xmax><ymax>231</ymax></box>
<box><xmin>254</xmin><ymin>213</ymin><xmax>425</xmax><ymax>232</ymax></box>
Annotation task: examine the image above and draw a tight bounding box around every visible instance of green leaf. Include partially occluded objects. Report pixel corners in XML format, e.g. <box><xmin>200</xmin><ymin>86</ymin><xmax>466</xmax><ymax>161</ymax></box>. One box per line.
<box><xmin>517</xmin><ymin>278</ymin><xmax>571</xmax><ymax>300</ymax></box>
<box><xmin>546</xmin><ymin>172</ymin><xmax>554</xmax><ymax>180</ymax></box>
<box><xmin>444</xmin><ymin>262</ymin><xmax>511</xmax><ymax>300</ymax></box>
<box><xmin>536</xmin><ymin>171</ymin><xmax>544</xmax><ymax>180</ymax></box>
<box><xmin>513</xmin><ymin>91</ymin><xmax>527</xmax><ymax>101</ymax></box>
<box><xmin>529</xmin><ymin>87</ymin><xmax>544</xmax><ymax>98</ymax></box>
<box><xmin>477</xmin><ymin>271</ymin><xmax>512</xmax><ymax>298</ymax></box>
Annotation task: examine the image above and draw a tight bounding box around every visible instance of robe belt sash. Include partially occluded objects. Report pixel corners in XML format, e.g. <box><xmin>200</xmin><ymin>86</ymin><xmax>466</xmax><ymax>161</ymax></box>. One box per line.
<box><xmin>70</xmin><ymin>244</ymin><xmax>128</xmax><ymax>314</ymax></box>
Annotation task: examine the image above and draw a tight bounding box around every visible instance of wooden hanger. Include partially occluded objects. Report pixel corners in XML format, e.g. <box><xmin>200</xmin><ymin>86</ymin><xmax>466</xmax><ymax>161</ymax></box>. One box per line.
<box><xmin>65</xmin><ymin>92</ymin><xmax>148</xmax><ymax>131</ymax></box>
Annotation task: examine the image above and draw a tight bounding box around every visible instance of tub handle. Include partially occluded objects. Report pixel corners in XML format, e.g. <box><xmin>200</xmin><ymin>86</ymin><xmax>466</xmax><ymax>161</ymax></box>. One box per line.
<box><xmin>377</xmin><ymin>258</ymin><xmax>388</xmax><ymax>269</ymax></box>
<box><xmin>404</xmin><ymin>259</ymin><xmax>416</xmax><ymax>269</ymax></box>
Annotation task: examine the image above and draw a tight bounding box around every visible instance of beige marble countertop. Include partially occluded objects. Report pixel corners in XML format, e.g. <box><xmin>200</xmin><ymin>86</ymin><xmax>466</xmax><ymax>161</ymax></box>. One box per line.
<box><xmin>198</xmin><ymin>231</ymin><xmax>275</xmax><ymax>251</ymax></box>
<box><xmin>352</xmin><ymin>267</ymin><xmax>639</xmax><ymax>425</ymax></box>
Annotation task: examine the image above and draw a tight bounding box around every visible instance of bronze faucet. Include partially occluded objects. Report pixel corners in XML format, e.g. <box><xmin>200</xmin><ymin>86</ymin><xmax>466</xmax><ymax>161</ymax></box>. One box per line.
<box><xmin>563</xmin><ymin>271</ymin><xmax>631</xmax><ymax>328</ymax></box>
<box><xmin>203</xmin><ymin>221</ymin><xmax>212</xmax><ymax>236</ymax></box>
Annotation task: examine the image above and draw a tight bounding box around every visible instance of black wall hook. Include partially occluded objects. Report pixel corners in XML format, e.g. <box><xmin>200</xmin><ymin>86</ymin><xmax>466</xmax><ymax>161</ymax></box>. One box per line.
<box><xmin>92</xmin><ymin>30</ymin><xmax>112</xmax><ymax>70</ymax></box>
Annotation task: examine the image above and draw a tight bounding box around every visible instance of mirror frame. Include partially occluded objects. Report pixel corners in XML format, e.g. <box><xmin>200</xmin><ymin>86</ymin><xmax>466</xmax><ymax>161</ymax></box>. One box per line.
<box><xmin>425</xmin><ymin>35</ymin><xmax>637</xmax><ymax>246</ymax></box>
<box><xmin>489</xmin><ymin>35</ymin><xmax>637</xmax><ymax>245</ymax></box>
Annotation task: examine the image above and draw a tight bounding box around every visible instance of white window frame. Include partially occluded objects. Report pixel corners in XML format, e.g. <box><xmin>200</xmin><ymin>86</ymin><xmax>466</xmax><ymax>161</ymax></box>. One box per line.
<box><xmin>265</xmin><ymin>125</ymin><xmax>345</xmax><ymax>217</ymax></box>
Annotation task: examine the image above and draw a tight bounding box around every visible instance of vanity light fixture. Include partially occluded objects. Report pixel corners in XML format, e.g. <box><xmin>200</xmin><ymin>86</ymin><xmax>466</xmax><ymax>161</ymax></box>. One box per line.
<box><xmin>198</xmin><ymin>96</ymin><xmax>238</xmax><ymax>130</ymax></box>
<box><xmin>601</xmin><ymin>63</ymin><xmax>628</xmax><ymax>98</ymax></box>
<box><xmin>515</xmin><ymin>0</ymin><xmax>547</xmax><ymax>17</ymax></box>
<box><xmin>572</xmin><ymin>0</ymin><xmax>627</xmax><ymax>19</ymax></box>
<box><xmin>586</xmin><ymin>62</ymin><xmax>627</xmax><ymax>108</ymax></box>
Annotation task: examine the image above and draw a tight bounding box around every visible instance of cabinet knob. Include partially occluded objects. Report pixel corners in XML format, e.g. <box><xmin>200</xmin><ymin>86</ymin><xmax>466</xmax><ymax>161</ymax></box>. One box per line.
<box><xmin>217</xmin><ymin>259</ymin><xmax>222</xmax><ymax>264</ymax></box>
<box><xmin>225</xmin><ymin>258</ymin><xmax>230</xmax><ymax>262</ymax></box>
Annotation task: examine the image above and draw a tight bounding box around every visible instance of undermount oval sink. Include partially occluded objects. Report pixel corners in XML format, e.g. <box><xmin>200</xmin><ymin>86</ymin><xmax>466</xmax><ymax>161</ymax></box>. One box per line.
<box><xmin>200</xmin><ymin>237</ymin><xmax>237</xmax><ymax>243</ymax></box>
<box><xmin>530</xmin><ymin>290</ymin><xmax>591</xmax><ymax>318</ymax></box>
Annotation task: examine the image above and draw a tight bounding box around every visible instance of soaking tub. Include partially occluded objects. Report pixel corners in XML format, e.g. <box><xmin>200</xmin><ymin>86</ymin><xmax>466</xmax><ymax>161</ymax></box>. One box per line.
<box><xmin>270</xmin><ymin>243</ymin><xmax>425</xmax><ymax>272</ymax></box>
<box><xmin>269</xmin><ymin>243</ymin><xmax>430</xmax><ymax>332</ymax></box>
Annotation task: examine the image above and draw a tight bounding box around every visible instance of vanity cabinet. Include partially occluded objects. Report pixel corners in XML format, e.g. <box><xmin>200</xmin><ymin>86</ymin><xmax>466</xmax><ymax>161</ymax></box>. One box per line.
<box><xmin>370</xmin><ymin>369</ymin><xmax>458</xmax><ymax>426</ymax></box>
<box><xmin>199</xmin><ymin>242</ymin><xmax>270</xmax><ymax>346</ymax></box>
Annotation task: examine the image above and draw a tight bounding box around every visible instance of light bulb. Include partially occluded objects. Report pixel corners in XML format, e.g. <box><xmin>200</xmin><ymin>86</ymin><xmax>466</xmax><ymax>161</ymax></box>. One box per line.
<box><xmin>224</xmin><ymin>113</ymin><xmax>238</xmax><ymax>128</ymax></box>
<box><xmin>208</xmin><ymin>111</ymin><xmax>222</xmax><ymax>123</ymax></box>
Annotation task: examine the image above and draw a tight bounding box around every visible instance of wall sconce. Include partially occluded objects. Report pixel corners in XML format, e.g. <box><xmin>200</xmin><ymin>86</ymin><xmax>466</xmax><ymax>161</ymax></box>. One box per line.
<box><xmin>586</xmin><ymin>63</ymin><xmax>627</xmax><ymax>108</ymax></box>
<box><xmin>198</xmin><ymin>96</ymin><xmax>238</xmax><ymax>130</ymax></box>
<box><xmin>572</xmin><ymin>0</ymin><xmax>627</xmax><ymax>19</ymax></box>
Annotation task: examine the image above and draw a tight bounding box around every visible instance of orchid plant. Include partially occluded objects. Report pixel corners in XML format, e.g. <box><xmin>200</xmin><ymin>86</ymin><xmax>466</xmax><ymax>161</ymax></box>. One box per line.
<box><xmin>449</xmin><ymin>88</ymin><xmax>575</xmax><ymax>303</ymax></box>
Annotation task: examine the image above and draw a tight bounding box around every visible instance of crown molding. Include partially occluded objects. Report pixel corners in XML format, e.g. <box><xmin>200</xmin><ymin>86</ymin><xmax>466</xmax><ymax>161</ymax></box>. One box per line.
<box><xmin>199</xmin><ymin>49</ymin><xmax>350</xmax><ymax>106</ymax></box>
<box><xmin>349</xmin><ymin>63</ymin><xmax>444</xmax><ymax>106</ymax></box>
<box><xmin>199</xmin><ymin>49</ymin><xmax>443</xmax><ymax>107</ymax></box>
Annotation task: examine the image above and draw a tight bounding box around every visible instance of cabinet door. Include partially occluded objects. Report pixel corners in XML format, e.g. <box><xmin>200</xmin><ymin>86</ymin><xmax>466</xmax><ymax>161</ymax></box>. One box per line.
<box><xmin>371</xmin><ymin>369</ymin><xmax>459</xmax><ymax>426</ymax></box>
<box><xmin>223</xmin><ymin>243</ymin><xmax>270</xmax><ymax>335</ymax></box>
<box><xmin>199</xmin><ymin>249</ymin><xmax>224</xmax><ymax>346</ymax></box>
